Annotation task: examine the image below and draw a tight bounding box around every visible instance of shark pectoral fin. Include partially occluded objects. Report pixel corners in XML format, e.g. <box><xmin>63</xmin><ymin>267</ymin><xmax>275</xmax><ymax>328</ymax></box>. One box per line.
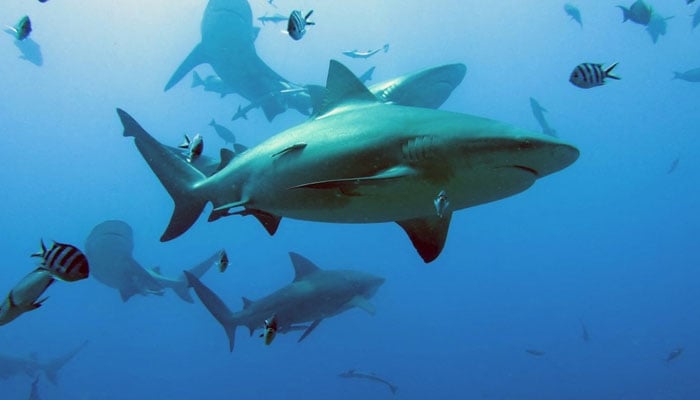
<box><xmin>291</xmin><ymin>165</ymin><xmax>416</xmax><ymax>191</ymax></box>
<box><xmin>349</xmin><ymin>296</ymin><xmax>376</xmax><ymax>315</ymax></box>
<box><xmin>298</xmin><ymin>319</ymin><xmax>322</xmax><ymax>343</ymax></box>
<box><xmin>397</xmin><ymin>212</ymin><xmax>453</xmax><ymax>263</ymax></box>
<box><xmin>164</xmin><ymin>43</ymin><xmax>206</xmax><ymax>91</ymax></box>
<box><xmin>119</xmin><ymin>287</ymin><xmax>137</xmax><ymax>302</ymax></box>
<box><xmin>231</xmin><ymin>208</ymin><xmax>282</xmax><ymax>236</ymax></box>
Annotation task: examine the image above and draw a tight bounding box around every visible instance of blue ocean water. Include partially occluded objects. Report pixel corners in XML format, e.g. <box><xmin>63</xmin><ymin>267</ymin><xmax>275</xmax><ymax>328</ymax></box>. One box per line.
<box><xmin>1</xmin><ymin>0</ymin><xmax>699</xmax><ymax>399</ymax></box>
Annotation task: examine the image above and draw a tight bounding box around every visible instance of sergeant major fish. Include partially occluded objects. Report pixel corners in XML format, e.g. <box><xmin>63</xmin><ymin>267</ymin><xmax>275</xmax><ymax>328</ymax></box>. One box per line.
<box><xmin>287</xmin><ymin>10</ymin><xmax>314</xmax><ymax>40</ymax></box>
<box><xmin>569</xmin><ymin>62</ymin><xmax>620</xmax><ymax>89</ymax></box>
<box><xmin>179</xmin><ymin>134</ymin><xmax>203</xmax><ymax>163</ymax></box>
<box><xmin>31</xmin><ymin>240</ymin><xmax>89</xmax><ymax>282</ymax></box>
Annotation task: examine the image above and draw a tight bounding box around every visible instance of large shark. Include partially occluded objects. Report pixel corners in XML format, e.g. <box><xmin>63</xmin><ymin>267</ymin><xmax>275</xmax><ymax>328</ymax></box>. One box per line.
<box><xmin>185</xmin><ymin>252</ymin><xmax>385</xmax><ymax>351</ymax></box>
<box><xmin>84</xmin><ymin>220</ymin><xmax>223</xmax><ymax>302</ymax></box>
<box><xmin>117</xmin><ymin>60</ymin><xmax>579</xmax><ymax>263</ymax></box>
<box><xmin>164</xmin><ymin>0</ymin><xmax>309</xmax><ymax>121</ymax></box>
<box><xmin>0</xmin><ymin>341</ymin><xmax>87</xmax><ymax>384</ymax></box>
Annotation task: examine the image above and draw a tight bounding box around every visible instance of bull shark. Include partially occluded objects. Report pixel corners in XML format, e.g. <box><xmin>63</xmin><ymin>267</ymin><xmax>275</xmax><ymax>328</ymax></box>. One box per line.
<box><xmin>185</xmin><ymin>252</ymin><xmax>385</xmax><ymax>351</ymax></box>
<box><xmin>117</xmin><ymin>60</ymin><xmax>578</xmax><ymax>263</ymax></box>
<box><xmin>84</xmin><ymin>220</ymin><xmax>222</xmax><ymax>302</ymax></box>
<box><xmin>0</xmin><ymin>341</ymin><xmax>87</xmax><ymax>384</ymax></box>
<box><xmin>164</xmin><ymin>0</ymin><xmax>309</xmax><ymax>121</ymax></box>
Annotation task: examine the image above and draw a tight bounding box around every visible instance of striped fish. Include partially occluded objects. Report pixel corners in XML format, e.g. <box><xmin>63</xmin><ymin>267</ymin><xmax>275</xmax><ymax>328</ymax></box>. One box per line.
<box><xmin>178</xmin><ymin>133</ymin><xmax>203</xmax><ymax>163</ymax></box>
<box><xmin>287</xmin><ymin>10</ymin><xmax>314</xmax><ymax>40</ymax></box>
<box><xmin>569</xmin><ymin>62</ymin><xmax>620</xmax><ymax>89</ymax></box>
<box><xmin>32</xmin><ymin>240</ymin><xmax>90</xmax><ymax>282</ymax></box>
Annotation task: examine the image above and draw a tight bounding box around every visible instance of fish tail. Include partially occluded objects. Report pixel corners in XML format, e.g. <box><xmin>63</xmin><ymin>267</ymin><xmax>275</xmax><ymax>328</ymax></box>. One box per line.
<box><xmin>173</xmin><ymin>249</ymin><xmax>225</xmax><ymax>303</ymax></box>
<box><xmin>209</xmin><ymin>118</ymin><xmax>216</xmax><ymax>126</ymax></box>
<box><xmin>390</xmin><ymin>384</ymin><xmax>399</xmax><ymax>395</ymax></box>
<box><xmin>31</xmin><ymin>239</ymin><xmax>47</xmax><ymax>258</ymax></box>
<box><xmin>184</xmin><ymin>271</ymin><xmax>239</xmax><ymax>352</ymax></box>
<box><xmin>41</xmin><ymin>341</ymin><xmax>88</xmax><ymax>385</ymax></box>
<box><xmin>604</xmin><ymin>62</ymin><xmax>621</xmax><ymax>80</ymax></box>
<box><xmin>672</xmin><ymin>72</ymin><xmax>682</xmax><ymax>80</ymax></box>
<box><xmin>617</xmin><ymin>6</ymin><xmax>630</xmax><ymax>22</ymax></box>
<box><xmin>117</xmin><ymin>109</ymin><xmax>208</xmax><ymax>241</ymax></box>
<box><xmin>191</xmin><ymin>71</ymin><xmax>204</xmax><ymax>88</ymax></box>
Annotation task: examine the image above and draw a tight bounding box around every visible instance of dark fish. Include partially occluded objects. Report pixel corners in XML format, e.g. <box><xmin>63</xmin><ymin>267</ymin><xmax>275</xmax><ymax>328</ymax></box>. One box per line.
<box><xmin>688</xmin><ymin>0</ymin><xmax>696</xmax><ymax>4</ymax></box>
<box><xmin>580</xmin><ymin>320</ymin><xmax>590</xmax><ymax>342</ymax></box>
<box><xmin>646</xmin><ymin>13</ymin><xmax>672</xmax><ymax>44</ymax></box>
<box><xmin>217</xmin><ymin>250</ymin><xmax>229</xmax><ymax>273</ymax></box>
<box><xmin>339</xmin><ymin>369</ymin><xmax>398</xmax><ymax>395</ymax></box>
<box><xmin>287</xmin><ymin>10</ymin><xmax>314</xmax><ymax>40</ymax></box>
<box><xmin>672</xmin><ymin>67</ymin><xmax>700</xmax><ymax>82</ymax></box>
<box><xmin>6</xmin><ymin>15</ymin><xmax>32</xmax><ymax>41</ymax></box>
<box><xmin>564</xmin><ymin>4</ymin><xmax>583</xmax><ymax>28</ymax></box>
<box><xmin>31</xmin><ymin>240</ymin><xmax>89</xmax><ymax>282</ymax></box>
<box><xmin>617</xmin><ymin>0</ymin><xmax>652</xmax><ymax>25</ymax></box>
<box><xmin>525</xmin><ymin>349</ymin><xmax>546</xmax><ymax>356</ymax></box>
<box><xmin>667</xmin><ymin>157</ymin><xmax>679</xmax><ymax>174</ymax></box>
<box><xmin>693</xmin><ymin>7</ymin><xmax>700</xmax><ymax>30</ymax></box>
<box><xmin>209</xmin><ymin>119</ymin><xmax>236</xmax><ymax>145</ymax></box>
<box><xmin>569</xmin><ymin>63</ymin><xmax>620</xmax><ymax>89</ymax></box>
<box><xmin>179</xmin><ymin>134</ymin><xmax>203</xmax><ymax>163</ymax></box>
<box><xmin>260</xmin><ymin>314</ymin><xmax>278</xmax><ymax>345</ymax></box>
<box><xmin>666</xmin><ymin>347</ymin><xmax>683</xmax><ymax>362</ymax></box>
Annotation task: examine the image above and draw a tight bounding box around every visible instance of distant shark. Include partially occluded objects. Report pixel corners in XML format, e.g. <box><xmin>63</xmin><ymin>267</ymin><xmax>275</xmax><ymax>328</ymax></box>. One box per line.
<box><xmin>117</xmin><ymin>60</ymin><xmax>578</xmax><ymax>263</ymax></box>
<box><xmin>164</xmin><ymin>0</ymin><xmax>309</xmax><ymax>121</ymax></box>
<box><xmin>185</xmin><ymin>252</ymin><xmax>384</xmax><ymax>351</ymax></box>
<box><xmin>84</xmin><ymin>220</ymin><xmax>223</xmax><ymax>302</ymax></box>
<box><xmin>0</xmin><ymin>341</ymin><xmax>87</xmax><ymax>385</ymax></box>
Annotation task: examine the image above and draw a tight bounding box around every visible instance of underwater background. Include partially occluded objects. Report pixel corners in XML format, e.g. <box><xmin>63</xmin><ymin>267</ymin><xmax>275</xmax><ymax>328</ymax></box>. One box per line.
<box><xmin>1</xmin><ymin>0</ymin><xmax>699</xmax><ymax>399</ymax></box>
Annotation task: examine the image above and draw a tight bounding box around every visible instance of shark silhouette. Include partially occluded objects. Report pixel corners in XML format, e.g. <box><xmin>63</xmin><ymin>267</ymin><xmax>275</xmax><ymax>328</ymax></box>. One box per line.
<box><xmin>117</xmin><ymin>60</ymin><xmax>578</xmax><ymax>263</ymax></box>
<box><xmin>185</xmin><ymin>252</ymin><xmax>384</xmax><ymax>351</ymax></box>
<box><xmin>0</xmin><ymin>341</ymin><xmax>88</xmax><ymax>385</ymax></box>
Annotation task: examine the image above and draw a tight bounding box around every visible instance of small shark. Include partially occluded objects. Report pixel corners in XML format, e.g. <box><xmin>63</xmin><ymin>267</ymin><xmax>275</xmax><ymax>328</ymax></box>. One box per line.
<box><xmin>529</xmin><ymin>97</ymin><xmax>557</xmax><ymax>137</ymax></box>
<box><xmin>164</xmin><ymin>0</ymin><xmax>308</xmax><ymax>121</ymax></box>
<box><xmin>84</xmin><ymin>220</ymin><xmax>221</xmax><ymax>302</ymax></box>
<box><xmin>0</xmin><ymin>341</ymin><xmax>87</xmax><ymax>384</ymax></box>
<box><xmin>342</xmin><ymin>44</ymin><xmax>389</xmax><ymax>59</ymax></box>
<box><xmin>117</xmin><ymin>60</ymin><xmax>578</xmax><ymax>263</ymax></box>
<box><xmin>339</xmin><ymin>369</ymin><xmax>398</xmax><ymax>395</ymax></box>
<box><xmin>185</xmin><ymin>252</ymin><xmax>384</xmax><ymax>351</ymax></box>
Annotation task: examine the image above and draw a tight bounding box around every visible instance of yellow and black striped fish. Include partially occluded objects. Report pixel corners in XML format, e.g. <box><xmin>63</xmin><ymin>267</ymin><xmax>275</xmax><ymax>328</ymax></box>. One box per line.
<box><xmin>31</xmin><ymin>240</ymin><xmax>90</xmax><ymax>282</ymax></box>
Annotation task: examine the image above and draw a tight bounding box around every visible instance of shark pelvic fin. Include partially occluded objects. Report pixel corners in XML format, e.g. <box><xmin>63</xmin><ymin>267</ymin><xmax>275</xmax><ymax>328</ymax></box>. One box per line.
<box><xmin>165</xmin><ymin>43</ymin><xmax>206</xmax><ymax>91</ymax></box>
<box><xmin>298</xmin><ymin>319</ymin><xmax>322</xmax><ymax>342</ymax></box>
<box><xmin>230</xmin><ymin>208</ymin><xmax>281</xmax><ymax>235</ymax></box>
<box><xmin>288</xmin><ymin>252</ymin><xmax>321</xmax><ymax>282</ymax></box>
<box><xmin>396</xmin><ymin>212</ymin><xmax>453</xmax><ymax>263</ymax></box>
<box><xmin>315</xmin><ymin>60</ymin><xmax>378</xmax><ymax>117</ymax></box>
<box><xmin>349</xmin><ymin>296</ymin><xmax>376</xmax><ymax>315</ymax></box>
<box><xmin>185</xmin><ymin>271</ymin><xmax>238</xmax><ymax>352</ymax></box>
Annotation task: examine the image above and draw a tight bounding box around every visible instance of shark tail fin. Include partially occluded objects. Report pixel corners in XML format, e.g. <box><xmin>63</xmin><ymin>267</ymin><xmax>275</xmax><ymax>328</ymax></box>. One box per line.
<box><xmin>117</xmin><ymin>109</ymin><xmax>208</xmax><ymax>241</ymax></box>
<box><xmin>191</xmin><ymin>71</ymin><xmax>204</xmax><ymax>88</ymax></box>
<box><xmin>173</xmin><ymin>250</ymin><xmax>224</xmax><ymax>303</ymax></box>
<box><xmin>42</xmin><ymin>340</ymin><xmax>88</xmax><ymax>385</ymax></box>
<box><xmin>184</xmin><ymin>271</ymin><xmax>238</xmax><ymax>352</ymax></box>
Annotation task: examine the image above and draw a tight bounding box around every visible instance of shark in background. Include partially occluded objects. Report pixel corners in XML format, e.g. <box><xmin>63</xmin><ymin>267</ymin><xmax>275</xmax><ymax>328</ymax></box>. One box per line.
<box><xmin>0</xmin><ymin>341</ymin><xmax>88</xmax><ymax>385</ymax></box>
<box><xmin>185</xmin><ymin>252</ymin><xmax>385</xmax><ymax>351</ymax></box>
<box><xmin>164</xmin><ymin>0</ymin><xmax>310</xmax><ymax>121</ymax></box>
<box><xmin>117</xmin><ymin>60</ymin><xmax>578</xmax><ymax>263</ymax></box>
<box><xmin>84</xmin><ymin>220</ymin><xmax>223</xmax><ymax>302</ymax></box>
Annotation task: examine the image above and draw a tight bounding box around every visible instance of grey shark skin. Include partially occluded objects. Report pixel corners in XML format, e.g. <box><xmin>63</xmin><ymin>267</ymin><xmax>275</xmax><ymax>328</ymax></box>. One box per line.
<box><xmin>0</xmin><ymin>269</ymin><xmax>54</xmax><ymax>326</ymax></box>
<box><xmin>0</xmin><ymin>341</ymin><xmax>87</xmax><ymax>384</ymax></box>
<box><xmin>117</xmin><ymin>60</ymin><xmax>578</xmax><ymax>263</ymax></box>
<box><xmin>164</xmin><ymin>0</ymin><xmax>306</xmax><ymax>121</ymax></box>
<box><xmin>185</xmin><ymin>252</ymin><xmax>384</xmax><ymax>351</ymax></box>
<box><xmin>84</xmin><ymin>220</ymin><xmax>221</xmax><ymax>302</ymax></box>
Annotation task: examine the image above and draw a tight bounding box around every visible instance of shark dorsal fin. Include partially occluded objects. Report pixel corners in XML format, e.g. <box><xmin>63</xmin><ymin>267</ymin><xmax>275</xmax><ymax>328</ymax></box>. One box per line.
<box><xmin>214</xmin><ymin>148</ymin><xmax>235</xmax><ymax>174</ymax></box>
<box><xmin>241</xmin><ymin>296</ymin><xmax>254</xmax><ymax>309</ymax></box>
<box><xmin>315</xmin><ymin>60</ymin><xmax>377</xmax><ymax>117</ymax></box>
<box><xmin>288</xmin><ymin>252</ymin><xmax>321</xmax><ymax>282</ymax></box>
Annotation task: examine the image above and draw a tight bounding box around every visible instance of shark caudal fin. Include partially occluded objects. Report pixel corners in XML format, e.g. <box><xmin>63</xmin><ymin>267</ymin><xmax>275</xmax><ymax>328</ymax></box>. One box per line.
<box><xmin>117</xmin><ymin>109</ymin><xmax>209</xmax><ymax>241</ymax></box>
<box><xmin>184</xmin><ymin>271</ymin><xmax>238</xmax><ymax>352</ymax></box>
<box><xmin>41</xmin><ymin>340</ymin><xmax>88</xmax><ymax>385</ymax></box>
<box><xmin>171</xmin><ymin>249</ymin><xmax>224</xmax><ymax>303</ymax></box>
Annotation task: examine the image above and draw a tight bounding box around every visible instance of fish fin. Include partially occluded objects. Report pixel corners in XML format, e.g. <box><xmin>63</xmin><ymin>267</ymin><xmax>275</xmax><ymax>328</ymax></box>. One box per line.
<box><xmin>32</xmin><ymin>296</ymin><xmax>49</xmax><ymax>309</ymax></box>
<box><xmin>604</xmin><ymin>62</ymin><xmax>621</xmax><ymax>80</ymax></box>
<box><xmin>233</xmin><ymin>143</ymin><xmax>248</xmax><ymax>154</ymax></box>
<box><xmin>41</xmin><ymin>340</ymin><xmax>88</xmax><ymax>386</ymax></box>
<box><xmin>288</xmin><ymin>252</ymin><xmax>322</xmax><ymax>282</ymax></box>
<box><xmin>315</xmin><ymin>60</ymin><xmax>378</xmax><ymax>118</ymax></box>
<box><xmin>396</xmin><ymin>212</ymin><xmax>453</xmax><ymax>263</ymax></box>
<box><xmin>298</xmin><ymin>319</ymin><xmax>322</xmax><ymax>342</ymax></box>
<box><xmin>117</xmin><ymin>109</ymin><xmax>208</xmax><ymax>241</ymax></box>
<box><xmin>165</xmin><ymin>43</ymin><xmax>206</xmax><ymax>91</ymax></box>
<box><xmin>185</xmin><ymin>271</ymin><xmax>238</xmax><ymax>351</ymax></box>
<box><xmin>349</xmin><ymin>296</ymin><xmax>376</xmax><ymax>315</ymax></box>
<box><xmin>229</xmin><ymin>208</ymin><xmax>281</xmax><ymax>235</ymax></box>
<box><xmin>241</xmin><ymin>296</ymin><xmax>254</xmax><ymax>310</ymax></box>
<box><xmin>119</xmin><ymin>287</ymin><xmax>137</xmax><ymax>302</ymax></box>
<box><xmin>214</xmin><ymin>148</ymin><xmax>235</xmax><ymax>174</ymax></box>
<box><xmin>617</xmin><ymin>6</ymin><xmax>630</xmax><ymax>22</ymax></box>
<box><xmin>191</xmin><ymin>71</ymin><xmax>204</xmax><ymax>88</ymax></box>
<box><xmin>176</xmin><ymin>250</ymin><xmax>222</xmax><ymax>303</ymax></box>
<box><xmin>290</xmin><ymin>165</ymin><xmax>416</xmax><ymax>191</ymax></box>
<box><xmin>30</xmin><ymin>239</ymin><xmax>47</xmax><ymax>258</ymax></box>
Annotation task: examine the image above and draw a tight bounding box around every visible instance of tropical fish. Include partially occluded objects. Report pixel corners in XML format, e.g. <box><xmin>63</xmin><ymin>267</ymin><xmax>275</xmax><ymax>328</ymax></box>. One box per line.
<box><xmin>287</xmin><ymin>10</ymin><xmax>314</xmax><ymax>40</ymax></box>
<box><xmin>257</xmin><ymin>13</ymin><xmax>287</xmax><ymax>25</ymax></box>
<box><xmin>5</xmin><ymin>15</ymin><xmax>32</xmax><ymax>41</ymax></box>
<box><xmin>564</xmin><ymin>4</ymin><xmax>583</xmax><ymax>28</ymax></box>
<box><xmin>209</xmin><ymin>119</ymin><xmax>236</xmax><ymax>145</ymax></box>
<box><xmin>342</xmin><ymin>44</ymin><xmax>390</xmax><ymax>59</ymax></box>
<box><xmin>434</xmin><ymin>190</ymin><xmax>449</xmax><ymax>218</ymax></box>
<box><xmin>260</xmin><ymin>314</ymin><xmax>278</xmax><ymax>345</ymax></box>
<box><xmin>31</xmin><ymin>240</ymin><xmax>89</xmax><ymax>282</ymax></box>
<box><xmin>179</xmin><ymin>134</ymin><xmax>203</xmax><ymax>163</ymax></box>
<box><xmin>0</xmin><ymin>269</ymin><xmax>54</xmax><ymax>326</ymax></box>
<box><xmin>339</xmin><ymin>369</ymin><xmax>398</xmax><ymax>395</ymax></box>
<box><xmin>673</xmin><ymin>67</ymin><xmax>700</xmax><ymax>82</ymax></box>
<box><xmin>666</xmin><ymin>347</ymin><xmax>683</xmax><ymax>362</ymax></box>
<box><xmin>617</xmin><ymin>0</ymin><xmax>652</xmax><ymax>25</ymax></box>
<box><xmin>569</xmin><ymin>62</ymin><xmax>620</xmax><ymax>89</ymax></box>
<box><xmin>217</xmin><ymin>250</ymin><xmax>229</xmax><ymax>273</ymax></box>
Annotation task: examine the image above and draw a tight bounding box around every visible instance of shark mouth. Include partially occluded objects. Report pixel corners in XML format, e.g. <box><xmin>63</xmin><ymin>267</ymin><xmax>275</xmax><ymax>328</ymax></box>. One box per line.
<box><xmin>508</xmin><ymin>165</ymin><xmax>539</xmax><ymax>177</ymax></box>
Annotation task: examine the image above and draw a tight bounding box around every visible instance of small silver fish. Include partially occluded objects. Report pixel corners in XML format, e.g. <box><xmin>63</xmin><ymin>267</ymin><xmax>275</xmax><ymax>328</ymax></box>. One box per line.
<box><xmin>179</xmin><ymin>134</ymin><xmax>203</xmax><ymax>163</ymax></box>
<box><xmin>569</xmin><ymin>63</ymin><xmax>620</xmax><ymax>89</ymax></box>
<box><xmin>287</xmin><ymin>10</ymin><xmax>314</xmax><ymax>40</ymax></box>
<box><xmin>434</xmin><ymin>190</ymin><xmax>450</xmax><ymax>218</ymax></box>
<box><xmin>260</xmin><ymin>314</ymin><xmax>278</xmax><ymax>345</ymax></box>
<box><xmin>217</xmin><ymin>250</ymin><xmax>229</xmax><ymax>273</ymax></box>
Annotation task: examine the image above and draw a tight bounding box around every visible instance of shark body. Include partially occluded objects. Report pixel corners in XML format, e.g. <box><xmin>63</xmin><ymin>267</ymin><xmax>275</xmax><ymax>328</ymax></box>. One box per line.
<box><xmin>185</xmin><ymin>252</ymin><xmax>384</xmax><ymax>351</ymax></box>
<box><xmin>0</xmin><ymin>341</ymin><xmax>87</xmax><ymax>385</ymax></box>
<box><xmin>118</xmin><ymin>60</ymin><xmax>578</xmax><ymax>263</ymax></box>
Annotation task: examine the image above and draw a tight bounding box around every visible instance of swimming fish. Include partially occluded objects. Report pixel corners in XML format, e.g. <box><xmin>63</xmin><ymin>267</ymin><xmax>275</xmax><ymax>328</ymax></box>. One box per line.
<box><xmin>525</xmin><ymin>349</ymin><xmax>546</xmax><ymax>356</ymax></box>
<box><xmin>209</xmin><ymin>119</ymin><xmax>236</xmax><ymax>145</ymax></box>
<box><xmin>617</xmin><ymin>1</ymin><xmax>652</xmax><ymax>26</ymax></box>
<box><xmin>179</xmin><ymin>134</ymin><xmax>203</xmax><ymax>163</ymax></box>
<box><xmin>673</xmin><ymin>67</ymin><xmax>700</xmax><ymax>82</ymax></box>
<box><xmin>569</xmin><ymin>63</ymin><xmax>620</xmax><ymax>89</ymax></box>
<box><xmin>217</xmin><ymin>250</ymin><xmax>229</xmax><ymax>273</ymax></box>
<box><xmin>667</xmin><ymin>157</ymin><xmax>680</xmax><ymax>174</ymax></box>
<box><xmin>646</xmin><ymin>13</ymin><xmax>672</xmax><ymax>44</ymax></box>
<box><xmin>434</xmin><ymin>190</ymin><xmax>449</xmax><ymax>218</ymax></box>
<box><xmin>339</xmin><ymin>369</ymin><xmax>398</xmax><ymax>395</ymax></box>
<box><xmin>564</xmin><ymin>4</ymin><xmax>583</xmax><ymax>28</ymax></box>
<box><xmin>31</xmin><ymin>240</ymin><xmax>90</xmax><ymax>282</ymax></box>
<box><xmin>0</xmin><ymin>269</ymin><xmax>54</xmax><ymax>326</ymax></box>
<box><xmin>6</xmin><ymin>15</ymin><xmax>32</xmax><ymax>41</ymax></box>
<box><xmin>342</xmin><ymin>44</ymin><xmax>390</xmax><ymax>59</ymax></box>
<box><xmin>666</xmin><ymin>347</ymin><xmax>683</xmax><ymax>362</ymax></box>
<box><xmin>287</xmin><ymin>10</ymin><xmax>314</xmax><ymax>40</ymax></box>
<box><xmin>260</xmin><ymin>314</ymin><xmax>278</xmax><ymax>345</ymax></box>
